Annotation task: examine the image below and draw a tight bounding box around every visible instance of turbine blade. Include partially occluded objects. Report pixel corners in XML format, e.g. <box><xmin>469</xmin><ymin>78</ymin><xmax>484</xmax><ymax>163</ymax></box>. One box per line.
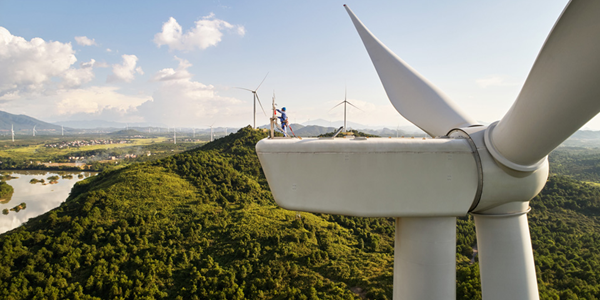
<box><xmin>255</xmin><ymin>93</ymin><xmax>267</xmax><ymax>117</ymax></box>
<box><xmin>329</xmin><ymin>101</ymin><xmax>345</xmax><ymax>111</ymax></box>
<box><xmin>346</xmin><ymin>101</ymin><xmax>364</xmax><ymax>112</ymax></box>
<box><xmin>488</xmin><ymin>0</ymin><xmax>600</xmax><ymax>170</ymax></box>
<box><xmin>234</xmin><ymin>87</ymin><xmax>254</xmax><ymax>92</ymax></box>
<box><xmin>255</xmin><ymin>72</ymin><xmax>269</xmax><ymax>91</ymax></box>
<box><xmin>344</xmin><ymin>5</ymin><xmax>477</xmax><ymax>137</ymax></box>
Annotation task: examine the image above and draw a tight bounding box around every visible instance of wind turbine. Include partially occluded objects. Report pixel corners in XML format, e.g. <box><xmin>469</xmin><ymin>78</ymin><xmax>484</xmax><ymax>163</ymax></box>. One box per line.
<box><xmin>32</xmin><ymin>125</ymin><xmax>36</xmax><ymax>137</ymax></box>
<box><xmin>330</xmin><ymin>87</ymin><xmax>363</xmax><ymax>132</ymax></box>
<box><xmin>61</xmin><ymin>126</ymin><xmax>64</xmax><ymax>136</ymax></box>
<box><xmin>236</xmin><ymin>73</ymin><xmax>268</xmax><ymax>129</ymax></box>
<box><xmin>173</xmin><ymin>128</ymin><xmax>176</xmax><ymax>145</ymax></box>
<box><xmin>256</xmin><ymin>2</ymin><xmax>600</xmax><ymax>299</ymax></box>
<box><xmin>207</xmin><ymin>123</ymin><xmax>215</xmax><ymax>142</ymax></box>
<box><xmin>11</xmin><ymin>125</ymin><xmax>14</xmax><ymax>142</ymax></box>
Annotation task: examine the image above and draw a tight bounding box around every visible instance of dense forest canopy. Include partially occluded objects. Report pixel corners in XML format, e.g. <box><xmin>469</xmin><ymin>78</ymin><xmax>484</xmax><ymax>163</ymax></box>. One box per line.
<box><xmin>0</xmin><ymin>127</ymin><xmax>600</xmax><ymax>299</ymax></box>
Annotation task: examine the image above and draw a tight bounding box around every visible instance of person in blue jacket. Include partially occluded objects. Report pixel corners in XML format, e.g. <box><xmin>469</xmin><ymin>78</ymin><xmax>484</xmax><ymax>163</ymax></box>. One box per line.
<box><xmin>276</xmin><ymin>107</ymin><xmax>288</xmax><ymax>137</ymax></box>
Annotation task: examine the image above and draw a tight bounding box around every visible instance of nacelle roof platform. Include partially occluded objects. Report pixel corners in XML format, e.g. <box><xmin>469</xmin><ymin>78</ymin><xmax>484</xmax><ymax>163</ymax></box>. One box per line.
<box><xmin>257</xmin><ymin>136</ymin><xmax>479</xmax><ymax>217</ymax></box>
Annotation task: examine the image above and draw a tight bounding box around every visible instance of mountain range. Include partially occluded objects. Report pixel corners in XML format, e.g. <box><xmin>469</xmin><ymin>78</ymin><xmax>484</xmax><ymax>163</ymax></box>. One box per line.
<box><xmin>0</xmin><ymin>111</ymin><xmax>62</xmax><ymax>133</ymax></box>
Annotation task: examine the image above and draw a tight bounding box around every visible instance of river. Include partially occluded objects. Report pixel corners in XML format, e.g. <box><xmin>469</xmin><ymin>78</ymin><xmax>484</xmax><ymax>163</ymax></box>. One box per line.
<box><xmin>0</xmin><ymin>170</ymin><xmax>96</xmax><ymax>234</ymax></box>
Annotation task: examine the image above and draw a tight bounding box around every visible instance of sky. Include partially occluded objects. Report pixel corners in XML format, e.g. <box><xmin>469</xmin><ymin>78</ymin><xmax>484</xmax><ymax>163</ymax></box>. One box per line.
<box><xmin>3</xmin><ymin>0</ymin><xmax>591</xmax><ymax>131</ymax></box>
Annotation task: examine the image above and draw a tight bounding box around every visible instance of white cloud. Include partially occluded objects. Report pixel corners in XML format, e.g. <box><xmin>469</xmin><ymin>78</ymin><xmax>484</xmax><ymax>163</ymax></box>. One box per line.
<box><xmin>106</xmin><ymin>48</ymin><xmax>112</xmax><ymax>52</ymax></box>
<box><xmin>55</xmin><ymin>86</ymin><xmax>149</xmax><ymax>115</ymax></box>
<box><xmin>138</xmin><ymin>59</ymin><xmax>244</xmax><ymax>126</ymax></box>
<box><xmin>61</xmin><ymin>59</ymin><xmax>95</xmax><ymax>88</ymax></box>
<box><xmin>95</xmin><ymin>61</ymin><xmax>110</xmax><ymax>68</ymax></box>
<box><xmin>74</xmin><ymin>36</ymin><xmax>97</xmax><ymax>46</ymax></box>
<box><xmin>0</xmin><ymin>86</ymin><xmax>150</xmax><ymax>123</ymax></box>
<box><xmin>153</xmin><ymin>14</ymin><xmax>245</xmax><ymax>52</ymax></box>
<box><xmin>108</xmin><ymin>54</ymin><xmax>143</xmax><ymax>83</ymax></box>
<box><xmin>0</xmin><ymin>27</ymin><xmax>95</xmax><ymax>96</ymax></box>
<box><xmin>152</xmin><ymin>56</ymin><xmax>193</xmax><ymax>81</ymax></box>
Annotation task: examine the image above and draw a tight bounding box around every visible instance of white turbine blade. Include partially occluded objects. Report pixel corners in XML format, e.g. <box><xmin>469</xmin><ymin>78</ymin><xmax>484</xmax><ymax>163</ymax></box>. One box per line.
<box><xmin>346</xmin><ymin>101</ymin><xmax>364</xmax><ymax>112</ymax></box>
<box><xmin>489</xmin><ymin>0</ymin><xmax>600</xmax><ymax>170</ymax></box>
<box><xmin>255</xmin><ymin>93</ymin><xmax>267</xmax><ymax>117</ymax></box>
<box><xmin>255</xmin><ymin>72</ymin><xmax>269</xmax><ymax>91</ymax></box>
<box><xmin>234</xmin><ymin>87</ymin><xmax>254</xmax><ymax>92</ymax></box>
<box><xmin>329</xmin><ymin>101</ymin><xmax>345</xmax><ymax>112</ymax></box>
<box><xmin>344</xmin><ymin>5</ymin><xmax>477</xmax><ymax>137</ymax></box>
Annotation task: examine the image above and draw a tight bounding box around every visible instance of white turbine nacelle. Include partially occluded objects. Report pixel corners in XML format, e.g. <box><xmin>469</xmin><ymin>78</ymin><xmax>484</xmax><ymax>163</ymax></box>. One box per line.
<box><xmin>257</xmin><ymin>125</ymin><xmax>548</xmax><ymax>217</ymax></box>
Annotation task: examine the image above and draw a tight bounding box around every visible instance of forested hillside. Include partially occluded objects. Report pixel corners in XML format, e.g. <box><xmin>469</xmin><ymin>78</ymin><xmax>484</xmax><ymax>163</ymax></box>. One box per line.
<box><xmin>1</xmin><ymin>128</ymin><xmax>600</xmax><ymax>299</ymax></box>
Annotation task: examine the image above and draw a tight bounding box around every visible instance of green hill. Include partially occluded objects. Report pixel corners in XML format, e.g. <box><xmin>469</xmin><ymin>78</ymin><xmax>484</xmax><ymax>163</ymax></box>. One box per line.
<box><xmin>109</xmin><ymin>129</ymin><xmax>145</xmax><ymax>136</ymax></box>
<box><xmin>0</xmin><ymin>110</ymin><xmax>63</xmax><ymax>133</ymax></box>
<box><xmin>1</xmin><ymin>127</ymin><xmax>600</xmax><ymax>299</ymax></box>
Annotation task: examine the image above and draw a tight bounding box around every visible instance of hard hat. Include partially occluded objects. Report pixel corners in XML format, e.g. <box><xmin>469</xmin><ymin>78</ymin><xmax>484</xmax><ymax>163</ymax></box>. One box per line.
<box><xmin>282</xmin><ymin>107</ymin><xmax>286</xmax><ymax>111</ymax></box>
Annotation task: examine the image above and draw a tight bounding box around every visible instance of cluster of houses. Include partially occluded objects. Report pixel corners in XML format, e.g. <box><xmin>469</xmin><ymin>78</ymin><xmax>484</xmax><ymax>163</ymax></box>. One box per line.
<box><xmin>44</xmin><ymin>139</ymin><xmax>130</xmax><ymax>149</ymax></box>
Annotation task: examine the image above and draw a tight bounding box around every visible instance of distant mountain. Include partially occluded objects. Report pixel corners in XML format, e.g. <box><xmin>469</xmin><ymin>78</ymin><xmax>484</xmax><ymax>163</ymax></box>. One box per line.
<box><xmin>295</xmin><ymin>125</ymin><xmax>338</xmax><ymax>136</ymax></box>
<box><xmin>54</xmin><ymin>120</ymin><xmax>165</xmax><ymax>129</ymax></box>
<box><xmin>0</xmin><ymin>111</ymin><xmax>62</xmax><ymax>133</ymax></box>
<box><xmin>108</xmin><ymin>129</ymin><xmax>145</xmax><ymax>136</ymax></box>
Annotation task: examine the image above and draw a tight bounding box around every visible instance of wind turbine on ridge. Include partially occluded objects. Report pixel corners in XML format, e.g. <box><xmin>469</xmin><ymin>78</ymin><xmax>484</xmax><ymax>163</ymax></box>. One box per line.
<box><xmin>32</xmin><ymin>125</ymin><xmax>36</xmax><ymax>137</ymax></box>
<box><xmin>207</xmin><ymin>123</ymin><xmax>215</xmax><ymax>142</ymax></box>
<box><xmin>330</xmin><ymin>87</ymin><xmax>363</xmax><ymax>132</ymax></box>
<box><xmin>256</xmin><ymin>1</ymin><xmax>600</xmax><ymax>299</ymax></box>
<box><xmin>236</xmin><ymin>73</ymin><xmax>268</xmax><ymax>129</ymax></box>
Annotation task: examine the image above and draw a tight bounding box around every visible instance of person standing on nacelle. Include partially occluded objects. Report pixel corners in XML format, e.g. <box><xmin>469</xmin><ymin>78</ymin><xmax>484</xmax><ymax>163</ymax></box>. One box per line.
<box><xmin>276</xmin><ymin>107</ymin><xmax>289</xmax><ymax>137</ymax></box>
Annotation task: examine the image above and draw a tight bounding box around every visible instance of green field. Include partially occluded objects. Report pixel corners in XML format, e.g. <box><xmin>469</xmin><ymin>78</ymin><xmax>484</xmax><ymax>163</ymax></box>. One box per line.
<box><xmin>0</xmin><ymin>137</ymin><xmax>170</xmax><ymax>159</ymax></box>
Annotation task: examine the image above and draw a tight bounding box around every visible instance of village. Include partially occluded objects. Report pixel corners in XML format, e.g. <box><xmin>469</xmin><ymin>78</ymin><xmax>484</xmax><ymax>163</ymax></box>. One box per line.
<box><xmin>44</xmin><ymin>139</ymin><xmax>130</xmax><ymax>149</ymax></box>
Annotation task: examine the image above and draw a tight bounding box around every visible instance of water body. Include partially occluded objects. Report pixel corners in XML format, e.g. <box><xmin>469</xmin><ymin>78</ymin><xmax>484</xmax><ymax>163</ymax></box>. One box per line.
<box><xmin>0</xmin><ymin>170</ymin><xmax>96</xmax><ymax>234</ymax></box>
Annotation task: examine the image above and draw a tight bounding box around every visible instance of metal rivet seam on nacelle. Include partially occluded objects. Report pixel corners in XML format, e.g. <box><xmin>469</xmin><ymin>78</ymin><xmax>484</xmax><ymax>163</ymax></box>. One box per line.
<box><xmin>448</xmin><ymin>126</ymin><xmax>549</xmax><ymax>214</ymax></box>
<box><xmin>256</xmin><ymin>137</ymin><xmax>480</xmax><ymax>217</ymax></box>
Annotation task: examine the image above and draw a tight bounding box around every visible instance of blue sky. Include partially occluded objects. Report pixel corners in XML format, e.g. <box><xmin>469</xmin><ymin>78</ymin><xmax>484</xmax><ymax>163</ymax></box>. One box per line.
<box><xmin>2</xmin><ymin>0</ymin><xmax>585</xmax><ymax>130</ymax></box>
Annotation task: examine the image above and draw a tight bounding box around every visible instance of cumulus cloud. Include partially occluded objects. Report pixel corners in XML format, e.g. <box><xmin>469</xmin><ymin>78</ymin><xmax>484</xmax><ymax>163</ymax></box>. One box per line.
<box><xmin>61</xmin><ymin>59</ymin><xmax>95</xmax><ymax>88</ymax></box>
<box><xmin>108</xmin><ymin>54</ymin><xmax>143</xmax><ymax>83</ymax></box>
<box><xmin>137</xmin><ymin>59</ymin><xmax>244</xmax><ymax>127</ymax></box>
<box><xmin>54</xmin><ymin>86</ymin><xmax>149</xmax><ymax>115</ymax></box>
<box><xmin>153</xmin><ymin>14</ymin><xmax>245</xmax><ymax>51</ymax></box>
<box><xmin>0</xmin><ymin>86</ymin><xmax>150</xmax><ymax>123</ymax></box>
<box><xmin>74</xmin><ymin>36</ymin><xmax>97</xmax><ymax>46</ymax></box>
<box><xmin>152</xmin><ymin>56</ymin><xmax>193</xmax><ymax>81</ymax></box>
<box><xmin>0</xmin><ymin>27</ymin><xmax>95</xmax><ymax>96</ymax></box>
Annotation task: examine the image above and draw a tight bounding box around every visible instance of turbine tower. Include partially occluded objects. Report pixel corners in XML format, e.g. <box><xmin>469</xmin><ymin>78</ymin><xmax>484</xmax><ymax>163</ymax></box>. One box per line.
<box><xmin>173</xmin><ymin>128</ymin><xmax>176</xmax><ymax>145</ymax></box>
<box><xmin>330</xmin><ymin>87</ymin><xmax>363</xmax><ymax>132</ymax></box>
<box><xmin>32</xmin><ymin>125</ymin><xmax>36</xmax><ymax>137</ymax></box>
<box><xmin>61</xmin><ymin>126</ymin><xmax>64</xmax><ymax>136</ymax></box>
<box><xmin>11</xmin><ymin>124</ymin><xmax>14</xmax><ymax>142</ymax></box>
<box><xmin>207</xmin><ymin>123</ymin><xmax>215</xmax><ymax>142</ymax></box>
<box><xmin>236</xmin><ymin>73</ymin><xmax>268</xmax><ymax>129</ymax></box>
<box><xmin>256</xmin><ymin>2</ymin><xmax>600</xmax><ymax>299</ymax></box>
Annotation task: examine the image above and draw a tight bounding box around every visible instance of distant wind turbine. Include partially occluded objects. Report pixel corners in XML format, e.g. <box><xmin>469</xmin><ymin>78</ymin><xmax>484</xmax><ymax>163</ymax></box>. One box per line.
<box><xmin>173</xmin><ymin>128</ymin><xmax>176</xmax><ymax>145</ymax></box>
<box><xmin>330</xmin><ymin>87</ymin><xmax>363</xmax><ymax>132</ymax></box>
<box><xmin>11</xmin><ymin>124</ymin><xmax>14</xmax><ymax>142</ymax></box>
<box><xmin>32</xmin><ymin>125</ymin><xmax>36</xmax><ymax>137</ymax></box>
<box><xmin>236</xmin><ymin>73</ymin><xmax>269</xmax><ymax>129</ymax></box>
<box><xmin>207</xmin><ymin>123</ymin><xmax>215</xmax><ymax>142</ymax></box>
<box><xmin>62</xmin><ymin>126</ymin><xmax>64</xmax><ymax>136</ymax></box>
